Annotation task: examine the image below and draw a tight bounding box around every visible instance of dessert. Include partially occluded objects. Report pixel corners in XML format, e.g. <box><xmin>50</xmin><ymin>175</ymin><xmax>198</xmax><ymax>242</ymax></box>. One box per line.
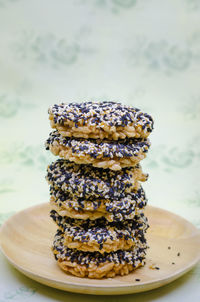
<box><xmin>45</xmin><ymin>101</ymin><xmax>154</xmax><ymax>278</ymax></box>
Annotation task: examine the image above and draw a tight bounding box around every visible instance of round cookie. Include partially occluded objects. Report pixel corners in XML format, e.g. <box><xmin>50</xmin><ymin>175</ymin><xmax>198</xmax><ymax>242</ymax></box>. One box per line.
<box><xmin>53</xmin><ymin>229</ymin><xmax>147</xmax><ymax>279</ymax></box>
<box><xmin>50</xmin><ymin>210</ymin><xmax>148</xmax><ymax>254</ymax></box>
<box><xmin>48</xmin><ymin>101</ymin><xmax>154</xmax><ymax>140</ymax></box>
<box><xmin>49</xmin><ymin>186</ymin><xmax>147</xmax><ymax>222</ymax></box>
<box><xmin>45</xmin><ymin>131</ymin><xmax>151</xmax><ymax>170</ymax></box>
<box><xmin>46</xmin><ymin>159</ymin><xmax>148</xmax><ymax>200</ymax></box>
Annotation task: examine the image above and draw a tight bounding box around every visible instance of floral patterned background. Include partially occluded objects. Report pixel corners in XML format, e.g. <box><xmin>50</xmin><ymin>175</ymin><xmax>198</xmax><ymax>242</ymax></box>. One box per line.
<box><xmin>0</xmin><ymin>0</ymin><xmax>200</xmax><ymax>301</ymax></box>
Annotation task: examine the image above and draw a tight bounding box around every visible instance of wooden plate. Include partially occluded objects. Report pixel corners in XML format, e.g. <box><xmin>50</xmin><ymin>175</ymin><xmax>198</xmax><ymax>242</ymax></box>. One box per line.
<box><xmin>0</xmin><ymin>203</ymin><xmax>200</xmax><ymax>295</ymax></box>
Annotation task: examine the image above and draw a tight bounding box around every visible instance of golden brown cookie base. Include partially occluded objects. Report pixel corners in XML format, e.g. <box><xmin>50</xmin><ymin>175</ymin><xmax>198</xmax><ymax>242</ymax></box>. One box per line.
<box><xmin>57</xmin><ymin>259</ymin><xmax>143</xmax><ymax>279</ymax></box>
<box><xmin>50</xmin><ymin>199</ymin><xmax>106</xmax><ymax>220</ymax></box>
<box><xmin>49</xmin><ymin>142</ymin><xmax>146</xmax><ymax>170</ymax></box>
<box><xmin>50</xmin><ymin>197</ymin><xmax>145</xmax><ymax>222</ymax></box>
<box><xmin>64</xmin><ymin>235</ymin><xmax>137</xmax><ymax>254</ymax></box>
<box><xmin>50</xmin><ymin>115</ymin><xmax>149</xmax><ymax>140</ymax></box>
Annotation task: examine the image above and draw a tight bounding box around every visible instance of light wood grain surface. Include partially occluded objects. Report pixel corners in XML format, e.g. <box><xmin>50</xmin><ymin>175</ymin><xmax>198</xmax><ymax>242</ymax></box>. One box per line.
<box><xmin>0</xmin><ymin>203</ymin><xmax>200</xmax><ymax>295</ymax></box>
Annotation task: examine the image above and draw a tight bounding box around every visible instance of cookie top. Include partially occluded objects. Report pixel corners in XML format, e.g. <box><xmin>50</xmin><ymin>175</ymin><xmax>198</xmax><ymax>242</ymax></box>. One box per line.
<box><xmin>50</xmin><ymin>186</ymin><xmax>147</xmax><ymax>221</ymax></box>
<box><xmin>45</xmin><ymin>130</ymin><xmax>151</xmax><ymax>159</ymax></box>
<box><xmin>53</xmin><ymin>229</ymin><xmax>147</xmax><ymax>266</ymax></box>
<box><xmin>50</xmin><ymin>210</ymin><xmax>148</xmax><ymax>250</ymax></box>
<box><xmin>48</xmin><ymin>101</ymin><xmax>154</xmax><ymax>140</ymax></box>
<box><xmin>46</xmin><ymin>159</ymin><xmax>148</xmax><ymax>200</ymax></box>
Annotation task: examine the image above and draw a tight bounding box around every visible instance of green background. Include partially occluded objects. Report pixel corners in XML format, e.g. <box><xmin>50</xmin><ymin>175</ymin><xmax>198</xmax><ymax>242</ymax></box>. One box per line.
<box><xmin>0</xmin><ymin>0</ymin><xmax>200</xmax><ymax>301</ymax></box>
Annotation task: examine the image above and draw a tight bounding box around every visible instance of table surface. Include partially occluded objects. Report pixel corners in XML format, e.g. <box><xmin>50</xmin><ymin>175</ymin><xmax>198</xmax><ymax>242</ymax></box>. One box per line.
<box><xmin>0</xmin><ymin>0</ymin><xmax>200</xmax><ymax>301</ymax></box>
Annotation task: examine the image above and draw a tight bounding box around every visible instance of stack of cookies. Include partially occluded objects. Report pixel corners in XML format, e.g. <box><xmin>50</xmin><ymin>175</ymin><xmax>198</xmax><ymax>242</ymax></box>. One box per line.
<box><xmin>45</xmin><ymin>101</ymin><xmax>154</xmax><ymax>279</ymax></box>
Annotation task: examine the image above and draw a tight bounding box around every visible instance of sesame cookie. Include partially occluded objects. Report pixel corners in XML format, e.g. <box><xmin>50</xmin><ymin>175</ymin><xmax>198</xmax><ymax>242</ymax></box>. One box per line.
<box><xmin>48</xmin><ymin>102</ymin><xmax>154</xmax><ymax>140</ymax></box>
<box><xmin>53</xmin><ymin>229</ymin><xmax>147</xmax><ymax>278</ymax></box>
<box><xmin>46</xmin><ymin>159</ymin><xmax>148</xmax><ymax>200</ymax></box>
<box><xmin>50</xmin><ymin>210</ymin><xmax>148</xmax><ymax>254</ymax></box>
<box><xmin>49</xmin><ymin>186</ymin><xmax>147</xmax><ymax>222</ymax></box>
<box><xmin>45</xmin><ymin>131</ymin><xmax>151</xmax><ymax>170</ymax></box>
